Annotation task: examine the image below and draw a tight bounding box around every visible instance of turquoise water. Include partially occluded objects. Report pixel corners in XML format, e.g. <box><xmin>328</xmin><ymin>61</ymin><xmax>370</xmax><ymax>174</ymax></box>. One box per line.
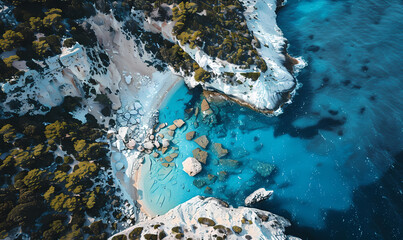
<box><xmin>141</xmin><ymin>0</ymin><xmax>403</xmax><ymax>239</ymax></box>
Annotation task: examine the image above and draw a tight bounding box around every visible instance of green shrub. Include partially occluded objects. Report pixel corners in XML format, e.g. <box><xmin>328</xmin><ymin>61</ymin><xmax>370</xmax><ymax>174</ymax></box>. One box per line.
<box><xmin>197</xmin><ymin>217</ymin><xmax>216</xmax><ymax>226</ymax></box>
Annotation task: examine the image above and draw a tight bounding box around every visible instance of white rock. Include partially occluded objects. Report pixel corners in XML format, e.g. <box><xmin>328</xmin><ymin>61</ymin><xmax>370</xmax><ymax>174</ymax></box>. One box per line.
<box><xmin>143</xmin><ymin>141</ymin><xmax>154</xmax><ymax>150</ymax></box>
<box><xmin>118</xmin><ymin>127</ymin><xmax>129</xmax><ymax>140</ymax></box>
<box><xmin>116</xmin><ymin>139</ymin><xmax>125</xmax><ymax>151</ymax></box>
<box><xmin>136</xmin><ymin>118</ymin><xmax>141</xmax><ymax>123</ymax></box>
<box><xmin>130</xmin><ymin>110</ymin><xmax>137</xmax><ymax>115</ymax></box>
<box><xmin>244</xmin><ymin>188</ymin><xmax>273</xmax><ymax>206</ymax></box>
<box><xmin>162</xmin><ymin>139</ymin><xmax>170</xmax><ymax>147</ymax></box>
<box><xmin>135</xmin><ymin>102</ymin><xmax>142</xmax><ymax>109</ymax></box>
<box><xmin>182</xmin><ymin>157</ymin><xmax>202</xmax><ymax>176</ymax></box>
<box><xmin>111</xmin><ymin>196</ymin><xmax>298</xmax><ymax>239</ymax></box>
<box><xmin>153</xmin><ymin>141</ymin><xmax>160</xmax><ymax>148</ymax></box>
<box><xmin>125</xmin><ymin>75</ymin><xmax>132</xmax><ymax>84</ymax></box>
<box><xmin>127</xmin><ymin>139</ymin><xmax>136</xmax><ymax>149</ymax></box>
<box><xmin>124</xmin><ymin>112</ymin><xmax>131</xmax><ymax>119</ymax></box>
<box><xmin>139</xmin><ymin>109</ymin><xmax>144</xmax><ymax>115</ymax></box>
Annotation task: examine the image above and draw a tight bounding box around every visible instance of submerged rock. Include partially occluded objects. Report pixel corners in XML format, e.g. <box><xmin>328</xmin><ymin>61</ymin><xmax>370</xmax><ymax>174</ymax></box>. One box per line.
<box><xmin>194</xmin><ymin>135</ymin><xmax>209</xmax><ymax>149</ymax></box>
<box><xmin>218</xmin><ymin>171</ymin><xmax>228</xmax><ymax>181</ymax></box>
<box><xmin>186</xmin><ymin>131</ymin><xmax>196</xmax><ymax>140</ymax></box>
<box><xmin>213</xmin><ymin>143</ymin><xmax>228</xmax><ymax>158</ymax></box>
<box><xmin>244</xmin><ymin>188</ymin><xmax>273</xmax><ymax>206</ymax></box>
<box><xmin>253</xmin><ymin>162</ymin><xmax>275</xmax><ymax>177</ymax></box>
<box><xmin>219</xmin><ymin>159</ymin><xmax>241</xmax><ymax>168</ymax></box>
<box><xmin>182</xmin><ymin>157</ymin><xmax>202</xmax><ymax>176</ymax></box>
<box><xmin>193</xmin><ymin>179</ymin><xmax>206</xmax><ymax>188</ymax></box>
<box><xmin>192</xmin><ymin>148</ymin><xmax>208</xmax><ymax>164</ymax></box>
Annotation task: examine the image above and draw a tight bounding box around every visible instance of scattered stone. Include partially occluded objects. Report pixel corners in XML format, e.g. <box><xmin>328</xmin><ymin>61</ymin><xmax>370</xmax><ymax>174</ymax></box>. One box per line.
<box><xmin>124</xmin><ymin>112</ymin><xmax>131</xmax><ymax>119</ymax></box>
<box><xmin>192</xmin><ymin>148</ymin><xmax>208</xmax><ymax>164</ymax></box>
<box><xmin>207</xmin><ymin>174</ymin><xmax>217</xmax><ymax>183</ymax></box>
<box><xmin>137</xmin><ymin>145</ymin><xmax>144</xmax><ymax>152</ymax></box>
<box><xmin>186</xmin><ymin>131</ymin><xmax>196</xmax><ymax>140</ymax></box>
<box><xmin>149</xmin><ymin>135</ymin><xmax>155</xmax><ymax>140</ymax></box>
<box><xmin>162</xmin><ymin>139</ymin><xmax>170</xmax><ymax>148</ymax></box>
<box><xmin>168</xmin><ymin>130</ymin><xmax>175</xmax><ymax>137</ymax></box>
<box><xmin>153</xmin><ymin>152</ymin><xmax>159</xmax><ymax>158</ymax></box>
<box><xmin>130</xmin><ymin>110</ymin><xmax>137</xmax><ymax>115</ymax></box>
<box><xmin>135</xmin><ymin>102</ymin><xmax>142</xmax><ymax>109</ymax></box>
<box><xmin>129</xmin><ymin>118</ymin><xmax>137</xmax><ymax>124</ymax></box>
<box><xmin>173</xmin><ymin>119</ymin><xmax>185</xmax><ymax>128</ymax></box>
<box><xmin>195</xmin><ymin>107</ymin><xmax>199</xmax><ymax>116</ymax></box>
<box><xmin>158</xmin><ymin>133</ymin><xmax>164</xmax><ymax>138</ymax></box>
<box><xmin>244</xmin><ymin>188</ymin><xmax>273</xmax><ymax>206</ymax></box>
<box><xmin>213</xmin><ymin>143</ymin><xmax>228</xmax><ymax>158</ymax></box>
<box><xmin>161</xmin><ymin>147</ymin><xmax>168</xmax><ymax>154</ymax></box>
<box><xmin>161</xmin><ymin>162</ymin><xmax>169</xmax><ymax>167</ymax></box>
<box><xmin>182</xmin><ymin>157</ymin><xmax>202</xmax><ymax>176</ymax></box>
<box><xmin>168</xmin><ymin>124</ymin><xmax>177</xmax><ymax>130</ymax></box>
<box><xmin>165</xmin><ymin>156</ymin><xmax>173</xmax><ymax>162</ymax></box>
<box><xmin>253</xmin><ymin>162</ymin><xmax>275</xmax><ymax>177</ymax></box>
<box><xmin>219</xmin><ymin>159</ymin><xmax>240</xmax><ymax>168</ymax></box>
<box><xmin>201</xmin><ymin>99</ymin><xmax>210</xmax><ymax>111</ymax></box>
<box><xmin>153</xmin><ymin>141</ymin><xmax>160</xmax><ymax>148</ymax></box>
<box><xmin>194</xmin><ymin>135</ymin><xmax>209</xmax><ymax>149</ymax></box>
<box><xmin>143</xmin><ymin>141</ymin><xmax>154</xmax><ymax>150</ymax></box>
<box><xmin>194</xmin><ymin>121</ymin><xmax>198</xmax><ymax>128</ymax></box>
<box><xmin>204</xmin><ymin>186</ymin><xmax>212</xmax><ymax>194</ymax></box>
<box><xmin>218</xmin><ymin>171</ymin><xmax>228</xmax><ymax>181</ymax></box>
<box><xmin>193</xmin><ymin>179</ymin><xmax>206</xmax><ymax>188</ymax></box>
<box><xmin>170</xmin><ymin>153</ymin><xmax>178</xmax><ymax>159</ymax></box>
<box><xmin>127</xmin><ymin>139</ymin><xmax>136</xmax><ymax>149</ymax></box>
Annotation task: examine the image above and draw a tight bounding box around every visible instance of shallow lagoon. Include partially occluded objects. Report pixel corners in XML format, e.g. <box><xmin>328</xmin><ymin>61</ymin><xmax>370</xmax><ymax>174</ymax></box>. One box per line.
<box><xmin>140</xmin><ymin>0</ymin><xmax>403</xmax><ymax>239</ymax></box>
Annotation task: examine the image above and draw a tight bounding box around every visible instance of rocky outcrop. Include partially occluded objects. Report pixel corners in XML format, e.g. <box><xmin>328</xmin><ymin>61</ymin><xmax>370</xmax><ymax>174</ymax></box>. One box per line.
<box><xmin>182</xmin><ymin>157</ymin><xmax>202</xmax><ymax>176</ymax></box>
<box><xmin>245</xmin><ymin>188</ymin><xmax>273</xmax><ymax>206</ymax></box>
<box><xmin>110</xmin><ymin>196</ymin><xmax>300</xmax><ymax>240</ymax></box>
<box><xmin>194</xmin><ymin>135</ymin><xmax>209</xmax><ymax>149</ymax></box>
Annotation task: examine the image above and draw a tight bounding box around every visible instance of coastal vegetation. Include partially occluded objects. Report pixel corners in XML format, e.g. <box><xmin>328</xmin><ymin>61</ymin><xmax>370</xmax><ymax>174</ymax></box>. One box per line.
<box><xmin>0</xmin><ymin>98</ymin><xmax>129</xmax><ymax>239</ymax></box>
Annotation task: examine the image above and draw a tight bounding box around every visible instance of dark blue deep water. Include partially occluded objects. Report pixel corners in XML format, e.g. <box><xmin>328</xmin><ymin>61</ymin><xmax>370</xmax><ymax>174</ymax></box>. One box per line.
<box><xmin>274</xmin><ymin>0</ymin><xmax>403</xmax><ymax>239</ymax></box>
<box><xmin>142</xmin><ymin>0</ymin><xmax>403</xmax><ymax>239</ymax></box>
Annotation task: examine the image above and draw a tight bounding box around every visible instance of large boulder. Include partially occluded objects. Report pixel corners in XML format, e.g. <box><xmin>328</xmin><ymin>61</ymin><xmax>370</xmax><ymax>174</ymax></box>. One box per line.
<box><xmin>219</xmin><ymin>159</ymin><xmax>240</xmax><ymax>168</ymax></box>
<box><xmin>213</xmin><ymin>143</ymin><xmax>228</xmax><ymax>158</ymax></box>
<box><xmin>244</xmin><ymin>188</ymin><xmax>273</xmax><ymax>206</ymax></box>
<box><xmin>182</xmin><ymin>157</ymin><xmax>202</xmax><ymax>176</ymax></box>
<box><xmin>192</xmin><ymin>148</ymin><xmax>208</xmax><ymax>164</ymax></box>
<box><xmin>194</xmin><ymin>135</ymin><xmax>209</xmax><ymax>149</ymax></box>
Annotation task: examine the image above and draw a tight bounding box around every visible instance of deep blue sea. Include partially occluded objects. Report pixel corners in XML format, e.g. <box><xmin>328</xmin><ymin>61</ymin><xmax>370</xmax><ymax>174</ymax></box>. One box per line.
<box><xmin>140</xmin><ymin>0</ymin><xmax>403</xmax><ymax>239</ymax></box>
